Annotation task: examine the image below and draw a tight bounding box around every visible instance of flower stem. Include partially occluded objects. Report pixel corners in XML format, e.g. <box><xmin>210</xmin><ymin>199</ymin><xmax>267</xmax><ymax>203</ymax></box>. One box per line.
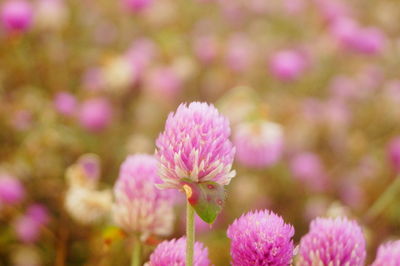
<box><xmin>131</xmin><ymin>235</ymin><xmax>141</xmax><ymax>266</ymax></box>
<box><xmin>186</xmin><ymin>201</ymin><xmax>195</xmax><ymax>266</ymax></box>
<box><xmin>365</xmin><ymin>177</ymin><xmax>400</xmax><ymax>221</ymax></box>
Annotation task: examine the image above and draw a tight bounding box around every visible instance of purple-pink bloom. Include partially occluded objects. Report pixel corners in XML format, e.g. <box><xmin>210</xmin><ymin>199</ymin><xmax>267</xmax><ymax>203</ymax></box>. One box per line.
<box><xmin>0</xmin><ymin>175</ymin><xmax>25</xmax><ymax>206</ymax></box>
<box><xmin>290</xmin><ymin>152</ymin><xmax>328</xmax><ymax>191</ymax></box>
<box><xmin>1</xmin><ymin>0</ymin><xmax>33</xmax><ymax>32</ymax></box>
<box><xmin>298</xmin><ymin>217</ymin><xmax>366</xmax><ymax>266</ymax></box>
<box><xmin>145</xmin><ymin>67</ymin><xmax>183</xmax><ymax>100</ymax></box>
<box><xmin>387</xmin><ymin>137</ymin><xmax>400</xmax><ymax>173</ymax></box>
<box><xmin>122</xmin><ymin>0</ymin><xmax>152</xmax><ymax>12</ymax></box>
<box><xmin>147</xmin><ymin>237</ymin><xmax>210</xmax><ymax>266</ymax></box>
<box><xmin>78</xmin><ymin>98</ymin><xmax>113</xmax><ymax>132</ymax></box>
<box><xmin>225</xmin><ymin>34</ymin><xmax>254</xmax><ymax>72</ymax></box>
<box><xmin>113</xmin><ymin>154</ymin><xmax>174</xmax><ymax>239</ymax></box>
<box><xmin>234</xmin><ymin>121</ymin><xmax>284</xmax><ymax>168</ymax></box>
<box><xmin>54</xmin><ymin>92</ymin><xmax>77</xmax><ymax>117</ymax></box>
<box><xmin>156</xmin><ymin>102</ymin><xmax>236</xmax><ymax>189</ymax></box>
<box><xmin>26</xmin><ymin>204</ymin><xmax>50</xmax><ymax>225</ymax></box>
<box><xmin>14</xmin><ymin>215</ymin><xmax>41</xmax><ymax>243</ymax></box>
<box><xmin>269</xmin><ymin>49</ymin><xmax>308</xmax><ymax>82</ymax></box>
<box><xmin>227</xmin><ymin>209</ymin><xmax>295</xmax><ymax>266</ymax></box>
<box><xmin>372</xmin><ymin>240</ymin><xmax>400</xmax><ymax>266</ymax></box>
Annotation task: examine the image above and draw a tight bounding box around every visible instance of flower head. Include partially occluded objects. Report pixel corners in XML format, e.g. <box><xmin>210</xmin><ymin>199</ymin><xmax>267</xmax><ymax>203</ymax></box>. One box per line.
<box><xmin>54</xmin><ymin>92</ymin><xmax>77</xmax><ymax>117</ymax></box>
<box><xmin>0</xmin><ymin>175</ymin><xmax>25</xmax><ymax>206</ymax></box>
<box><xmin>147</xmin><ymin>237</ymin><xmax>210</xmax><ymax>266</ymax></box>
<box><xmin>1</xmin><ymin>0</ymin><xmax>33</xmax><ymax>33</ymax></box>
<box><xmin>78</xmin><ymin>98</ymin><xmax>113</xmax><ymax>132</ymax></box>
<box><xmin>113</xmin><ymin>154</ymin><xmax>174</xmax><ymax>240</ymax></box>
<box><xmin>298</xmin><ymin>216</ymin><xmax>366</xmax><ymax>266</ymax></box>
<box><xmin>227</xmin><ymin>209</ymin><xmax>295</xmax><ymax>266</ymax></box>
<box><xmin>269</xmin><ymin>49</ymin><xmax>308</xmax><ymax>82</ymax></box>
<box><xmin>372</xmin><ymin>240</ymin><xmax>400</xmax><ymax>266</ymax></box>
<box><xmin>156</xmin><ymin>102</ymin><xmax>236</xmax><ymax>189</ymax></box>
<box><xmin>234</xmin><ymin>121</ymin><xmax>283</xmax><ymax>168</ymax></box>
<box><xmin>387</xmin><ymin>137</ymin><xmax>400</xmax><ymax>173</ymax></box>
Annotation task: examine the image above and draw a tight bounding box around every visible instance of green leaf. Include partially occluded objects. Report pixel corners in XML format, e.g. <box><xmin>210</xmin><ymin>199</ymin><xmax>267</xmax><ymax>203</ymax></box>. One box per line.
<box><xmin>182</xmin><ymin>179</ymin><xmax>225</xmax><ymax>224</ymax></box>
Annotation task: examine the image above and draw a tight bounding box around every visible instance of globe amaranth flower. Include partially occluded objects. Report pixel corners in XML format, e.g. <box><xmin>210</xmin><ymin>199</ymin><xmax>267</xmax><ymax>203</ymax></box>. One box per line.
<box><xmin>156</xmin><ymin>102</ymin><xmax>236</xmax><ymax>190</ymax></box>
<box><xmin>234</xmin><ymin>120</ymin><xmax>283</xmax><ymax>168</ymax></box>
<box><xmin>227</xmin><ymin>209</ymin><xmax>295</xmax><ymax>266</ymax></box>
<box><xmin>78</xmin><ymin>98</ymin><xmax>113</xmax><ymax>132</ymax></box>
<box><xmin>113</xmin><ymin>154</ymin><xmax>175</xmax><ymax>240</ymax></box>
<box><xmin>372</xmin><ymin>240</ymin><xmax>400</xmax><ymax>266</ymax></box>
<box><xmin>298</xmin><ymin>216</ymin><xmax>366</xmax><ymax>266</ymax></box>
<box><xmin>146</xmin><ymin>237</ymin><xmax>210</xmax><ymax>266</ymax></box>
<box><xmin>269</xmin><ymin>49</ymin><xmax>308</xmax><ymax>82</ymax></box>
<box><xmin>387</xmin><ymin>136</ymin><xmax>400</xmax><ymax>173</ymax></box>
<box><xmin>14</xmin><ymin>204</ymin><xmax>49</xmax><ymax>244</ymax></box>
<box><xmin>1</xmin><ymin>0</ymin><xmax>33</xmax><ymax>32</ymax></box>
<box><xmin>0</xmin><ymin>174</ymin><xmax>25</xmax><ymax>206</ymax></box>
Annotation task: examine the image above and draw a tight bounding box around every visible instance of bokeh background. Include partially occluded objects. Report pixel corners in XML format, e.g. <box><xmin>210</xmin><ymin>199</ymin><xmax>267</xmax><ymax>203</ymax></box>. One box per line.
<box><xmin>1</xmin><ymin>0</ymin><xmax>400</xmax><ymax>265</ymax></box>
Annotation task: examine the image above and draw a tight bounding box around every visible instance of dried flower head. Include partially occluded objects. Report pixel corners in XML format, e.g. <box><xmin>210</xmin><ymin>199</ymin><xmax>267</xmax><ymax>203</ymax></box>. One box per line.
<box><xmin>298</xmin><ymin>216</ymin><xmax>366</xmax><ymax>266</ymax></box>
<box><xmin>156</xmin><ymin>102</ymin><xmax>235</xmax><ymax>190</ymax></box>
<box><xmin>227</xmin><ymin>209</ymin><xmax>295</xmax><ymax>266</ymax></box>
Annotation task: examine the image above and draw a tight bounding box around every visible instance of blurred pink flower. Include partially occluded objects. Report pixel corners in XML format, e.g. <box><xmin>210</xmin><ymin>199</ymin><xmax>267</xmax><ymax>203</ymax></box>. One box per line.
<box><xmin>126</xmin><ymin>38</ymin><xmax>156</xmax><ymax>80</ymax></box>
<box><xmin>225</xmin><ymin>34</ymin><xmax>254</xmax><ymax>72</ymax></box>
<box><xmin>78</xmin><ymin>98</ymin><xmax>113</xmax><ymax>132</ymax></box>
<box><xmin>145</xmin><ymin>67</ymin><xmax>183</xmax><ymax>100</ymax></box>
<box><xmin>290</xmin><ymin>152</ymin><xmax>328</xmax><ymax>191</ymax></box>
<box><xmin>314</xmin><ymin>0</ymin><xmax>352</xmax><ymax>23</ymax></box>
<box><xmin>1</xmin><ymin>0</ymin><xmax>33</xmax><ymax>32</ymax></box>
<box><xmin>14</xmin><ymin>204</ymin><xmax>49</xmax><ymax>244</ymax></box>
<box><xmin>122</xmin><ymin>0</ymin><xmax>152</xmax><ymax>12</ymax></box>
<box><xmin>54</xmin><ymin>92</ymin><xmax>77</xmax><ymax>117</ymax></box>
<box><xmin>0</xmin><ymin>175</ymin><xmax>25</xmax><ymax>206</ymax></box>
<box><xmin>372</xmin><ymin>240</ymin><xmax>400</xmax><ymax>266</ymax></box>
<box><xmin>269</xmin><ymin>49</ymin><xmax>308</xmax><ymax>82</ymax></box>
<box><xmin>194</xmin><ymin>35</ymin><xmax>218</xmax><ymax>64</ymax></box>
<box><xmin>26</xmin><ymin>204</ymin><xmax>50</xmax><ymax>225</ymax></box>
<box><xmin>387</xmin><ymin>137</ymin><xmax>400</xmax><ymax>173</ymax></box>
<box><xmin>234</xmin><ymin>121</ymin><xmax>284</xmax><ymax>168</ymax></box>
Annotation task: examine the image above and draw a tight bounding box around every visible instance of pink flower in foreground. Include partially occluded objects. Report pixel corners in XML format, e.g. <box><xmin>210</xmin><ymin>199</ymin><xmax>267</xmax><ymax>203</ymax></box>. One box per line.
<box><xmin>0</xmin><ymin>175</ymin><xmax>25</xmax><ymax>206</ymax></box>
<box><xmin>113</xmin><ymin>154</ymin><xmax>174</xmax><ymax>240</ymax></box>
<box><xmin>147</xmin><ymin>237</ymin><xmax>210</xmax><ymax>266</ymax></box>
<box><xmin>227</xmin><ymin>210</ymin><xmax>295</xmax><ymax>266</ymax></box>
<box><xmin>78</xmin><ymin>98</ymin><xmax>113</xmax><ymax>132</ymax></box>
<box><xmin>156</xmin><ymin>102</ymin><xmax>236</xmax><ymax>189</ymax></box>
<box><xmin>372</xmin><ymin>240</ymin><xmax>400</xmax><ymax>266</ymax></box>
<box><xmin>1</xmin><ymin>0</ymin><xmax>33</xmax><ymax>32</ymax></box>
<box><xmin>234</xmin><ymin>121</ymin><xmax>284</xmax><ymax>168</ymax></box>
<box><xmin>298</xmin><ymin>217</ymin><xmax>366</xmax><ymax>266</ymax></box>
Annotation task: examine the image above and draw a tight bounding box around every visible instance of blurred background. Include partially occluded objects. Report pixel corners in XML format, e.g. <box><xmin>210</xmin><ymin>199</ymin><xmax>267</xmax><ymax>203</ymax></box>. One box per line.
<box><xmin>1</xmin><ymin>0</ymin><xmax>400</xmax><ymax>265</ymax></box>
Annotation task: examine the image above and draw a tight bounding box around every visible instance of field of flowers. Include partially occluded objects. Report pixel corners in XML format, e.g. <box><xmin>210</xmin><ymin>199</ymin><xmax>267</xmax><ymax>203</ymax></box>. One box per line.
<box><xmin>1</xmin><ymin>0</ymin><xmax>400</xmax><ymax>265</ymax></box>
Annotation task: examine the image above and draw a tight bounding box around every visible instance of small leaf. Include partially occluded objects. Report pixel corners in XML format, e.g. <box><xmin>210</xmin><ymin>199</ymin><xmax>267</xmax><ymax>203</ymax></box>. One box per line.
<box><xmin>182</xmin><ymin>179</ymin><xmax>225</xmax><ymax>224</ymax></box>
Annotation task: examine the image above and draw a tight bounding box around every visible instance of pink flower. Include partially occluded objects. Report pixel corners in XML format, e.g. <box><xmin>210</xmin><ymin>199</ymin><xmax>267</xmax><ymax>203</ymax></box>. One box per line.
<box><xmin>194</xmin><ymin>35</ymin><xmax>218</xmax><ymax>64</ymax></box>
<box><xmin>234</xmin><ymin>121</ymin><xmax>284</xmax><ymax>168</ymax></box>
<box><xmin>1</xmin><ymin>0</ymin><xmax>33</xmax><ymax>32</ymax></box>
<box><xmin>14</xmin><ymin>204</ymin><xmax>49</xmax><ymax>244</ymax></box>
<box><xmin>122</xmin><ymin>0</ymin><xmax>152</xmax><ymax>12</ymax></box>
<box><xmin>387</xmin><ymin>137</ymin><xmax>400</xmax><ymax>173</ymax></box>
<box><xmin>290</xmin><ymin>152</ymin><xmax>328</xmax><ymax>191</ymax></box>
<box><xmin>156</xmin><ymin>102</ymin><xmax>236</xmax><ymax>189</ymax></box>
<box><xmin>54</xmin><ymin>92</ymin><xmax>77</xmax><ymax>117</ymax></box>
<box><xmin>227</xmin><ymin>209</ymin><xmax>295</xmax><ymax>266</ymax></box>
<box><xmin>0</xmin><ymin>175</ymin><xmax>25</xmax><ymax>206</ymax></box>
<box><xmin>225</xmin><ymin>34</ymin><xmax>254</xmax><ymax>72</ymax></box>
<box><xmin>113</xmin><ymin>154</ymin><xmax>175</xmax><ymax>239</ymax></box>
<box><xmin>145</xmin><ymin>67</ymin><xmax>183</xmax><ymax>100</ymax></box>
<box><xmin>372</xmin><ymin>240</ymin><xmax>400</xmax><ymax>266</ymax></box>
<box><xmin>78</xmin><ymin>98</ymin><xmax>113</xmax><ymax>132</ymax></box>
<box><xmin>147</xmin><ymin>237</ymin><xmax>210</xmax><ymax>266</ymax></box>
<box><xmin>298</xmin><ymin>217</ymin><xmax>366</xmax><ymax>266</ymax></box>
<box><xmin>269</xmin><ymin>49</ymin><xmax>308</xmax><ymax>81</ymax></box>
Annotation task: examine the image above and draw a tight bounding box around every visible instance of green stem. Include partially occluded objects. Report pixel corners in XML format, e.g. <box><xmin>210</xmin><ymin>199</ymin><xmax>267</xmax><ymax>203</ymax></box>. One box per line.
<box><xmin>365</xmin><ymin>177</ymin><xmax>400</xmax><ymax>221</ymax></box>
<box><xmin>186</xmin><ymin>201</ymin><xmax>195</xmax><ymax>266</ymax></box>
<box><xmin>131</xmin><ymin>235</ymin><xmax>141</xmax><ymax>266</ymax></box>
